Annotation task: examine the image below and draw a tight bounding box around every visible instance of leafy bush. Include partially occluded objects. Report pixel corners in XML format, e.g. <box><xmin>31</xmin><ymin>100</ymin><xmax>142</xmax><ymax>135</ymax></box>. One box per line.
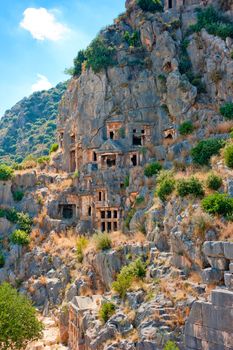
<box><xmin>11</xmin><ymin>230</ymin><xmax>30</xmax><ymax>246</ymax></box>
<box><xmin>73</xmin><ymin>50</ymin><xmax>86</xmax><ymax>76</ymax></box>
<box><xmin>156</xmin><ymin>171</ymin><xmax>175</xmax><ymax>201</ymax></box>
<box><xmin>191</xmin><ymin>138</ymin><xmax>224</xmax><ymax>166</ymax></box>
<box><xmin>0</xmin><ymin>283</ymin><xmax>43</xmax><ymax>350</ymax></box>
<box><xmin>50</xmin><ymin>143</ymin><xmax>59</xmax><ymax>153</ymax></box>
<box><xmin>99</xmin><ymin>302</ymin><xmax>116</xmax><ymax>323</ymax></box>
<box><xmin>0</xmin><ymin>252</ymin><xmax>5</xmax><ymax>268</ymax></box>
<box><xmin>220</xmin><ymin>102</ymin><xmax>233</xmax><ymax>120</ymax></box>
<box><xmin>16</xmin><ymin>213</ymin><xmax>33</xmax><ymax>233</ymax></box>
<box><xmin>124</xmin><ymin>31</ymin><xmax>141</xmax><ymax>47</ymax></box>
<box><xmin>135</xmin><ymin>196</ymin><xmax>145</xmax><ymax>205</ymax></box>
<box><xmin>206</xmin><ymin>173</ymin><xmax>222</xmax><ymax>190</ymax></box>
<box><xmin>85</xmin><ymin>37</ymin><xmax>116</xmax><ymax>73</ymax></box>
<box><xmin>177</xmin><ymin>177</ymin><xmax>204</xmax><ymax>198</ymax></box>
<box><xmin>94</xmin><ymin>232</ymin><xmax>112</xmax><ymax>251</ymax></box>
<box><xmin>144</xmin><ymin>162</ymin><xmax>162</xmax><ymax>177</ymax></box>
<box><xmin>76</xmin><ymin>236</ymin><xmax>89</xmax><ymax>263</ymax></box>
<box><xmin>0</xmin><ymin>164</ymin><xmax>14</xmax><ymax>181</ymax></box>
<box><xmin>164</xmin><ymin>340</ymin><xmax>179</xmax><ymax>350</ymax></box>
<box><xmin>137</xmin><ymin>0</ymin><xmax>163</xmax><ymax>12</ymax></box>
<box><xmin>37</xmin><ymin>156</ymin><xmax>50</xmax><ymax>165</ymax></box>
<box><xmin>12</xmin><ymin>190</ymin><xmax>24</xmax><ymax>202</ymax></box>
<box><xmin>179</xmin><ymin>121</ymin><xmax>194</xmax><ymax>136</ymax></box>
<box><xmin>224</xmin><ymin>143</ymin><xmax>233</xmax><ymax>168</ymax></box>
<box><xmin>189</xmin><ymin>6</ymin><xmax>233</xmax><ymax>40</ymax></box>
<box><xmin>202</xmin><ymin>193</ymin><xmax>233</xmax><ymax>217</ymax></box>
<box><xmin>112</xmin><ymin>259</ymin><xmax>146</xmax><ymax>298</ymax></box>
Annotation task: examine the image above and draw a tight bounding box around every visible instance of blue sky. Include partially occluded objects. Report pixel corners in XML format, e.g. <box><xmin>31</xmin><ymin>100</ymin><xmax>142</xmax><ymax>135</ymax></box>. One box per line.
<box><xmin>0</xmin><ymin>0</ymin><xmax>126</xmax><ymax>116</ymax></box>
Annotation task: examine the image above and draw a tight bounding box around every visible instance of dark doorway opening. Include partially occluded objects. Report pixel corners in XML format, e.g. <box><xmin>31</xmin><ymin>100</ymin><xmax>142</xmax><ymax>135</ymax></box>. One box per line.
<box><xmin>101</xmin><ymin>222</ymin><xmax>106</xmax><ymax>232</ymax></box>
<box><xmin>169</xmin><ymin>0</ymin><xmax>172</xmax><ymax>9</ymax></box>
<box><xmin>93</xmin><ymin>152</ymin><xmax>97</xmax><ymax>162</ymax></box>
<box><xmin>110</xmin><ymin>131</ymin><xmax>114</xmax><ymax>140</ymax></box>
<box><xmin>101</xmin><ymin>211</ymin><xmax>105</xmax><ymax>219</ymax></box>
<box><xmin>113</xmin><ymin>222</ymin><xmax>118</xmax><ymax>231</ymax></box>
<box><xmin>131</xmin><ymin>154</ymin><xmax>137</xmax><ymax>166</ymax></box>
<box><xmin>88</xmin><ymin>206</ymin><xmax>92</xmax><ymax>217</ymax></box>
<box><xmin>107</xmin><ymin>158</ymin><xmax>116</xmax><ymax>168</ymax></box>
<box><xmin>61</xmin><ymin>205</ymin><xmax>73</xmax><ymax>219</ymax></box>
<box><xmin>133</xmin><ymin>135</ymin><xmax>142</xmax><ymax>146</ymax></box>
<box><xmin>107</xmin><ymin>222</ymin><xmax>112</xmax><ymax>232</ymax></box>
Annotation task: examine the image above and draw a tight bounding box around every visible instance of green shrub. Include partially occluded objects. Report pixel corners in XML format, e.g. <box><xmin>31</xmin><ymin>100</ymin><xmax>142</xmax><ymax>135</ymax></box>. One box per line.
<box><xmin>16</xmin><ymin>213</ymin><xmax>33</xmax><ymax>233</ymax></box>
<box><xmin>112</xmin><ymin>259</ymin><xmax>146</xmax><ymax>298</ymax></box>
<box><xmin>99</xmin><ymin>302</ymin><xmax>116</xmax><ymax>323</ymax></box>
<box><xmin>0</xmin><ymin>164</ymin><xmax>14</xmax><ymax>181</ymax></box>
<box><xmin>124</xmin><ymin>31</ymin><xmax>141</xmax><ymax>47</ymax></box>
<box><xmin>12</xmin><ymin>190</ymin><xmax>24</xmax><ymax>202</ymax></box>
<box><xmin>76</xmin><ymin>236</ymin><xmax>89</xmax><ymax>263</ymax></box>
<box><xmin>0</xmin><ymin>283</ymin><xmax>43</xmax><ymax>350</ymax></box>
<box><xmin>177</xmin><ymin>177</ymin><xmax>204</xmax><ymax>198</ymax></box>
<box><xmin>202</xmin><ymin>193</ymin><xmax>233</xmax><ymax>217</ymax></box>
<box><xmin>73</xmin><ymin>50</ymin><xmax>86</xmax><ymax>76</ymax></box>
<box><xmin>220</xmin><ymin>102</ymin><xmax>233</xmax><ymax>120</ymax></box>
<box><xmin>206</xmin><ymin>173</ymin><xmax>222</xmax><ymax>190</ymax></box>
<box><xmin>37</xmin><ymin>156</ymin><xmax>50</xmax><ymax>165</ymax></box>
<box><xmin>224</xmin><ymin>143</ymin><xmax>233</xmax><ymax>168</ymax></box>
<box><xmin>94</xmin><ymin>232</ymin><xmax>112</xmax><ymax>251</ymax></box>
<box><xmin>191</xmin><ymin>138</ymin><xmax>224</xmax><ymax>166</ymax></box>
<box><xmin>50</xmin><ymin>143</ymin><xmax>59</xmax><ymax>153</ymax></box>
<box><xmin>179</xmin><ymin>121</ymin><xmax>194</xmax><ymax>136</ymax></box>
<box><xmin>86</xmin><ymin>37</ymin><xmax>116</xmax><ymax>73</ymax></box>
<box><xmin>164</xmin><ymin>340</ymin><xmax>179</xmax><ymax>350</ymax></box>
<box><xmin>157</xmin><ymin>172</ymin><xmax>175</xmax><ymax>201</ymax></box>
<box><xmin>0</xmin><ymin>252</ymin><xmax>5</xmax><ymax>268</ymax></box>
<box><xmin>135</xmin><ymin>196</ymin><xmax>145</xmax><ymax>205</ymax></box>
<box><xmin>137</xmin><ymin>0</ymin><xmax>163</xmax><ymax>12</ymax></box>
<box><xmin>11</xmin><ymin>230</ymin><xmax>30</xmax><ymax>246</ymax></box>
<box><xmin>189</xmin><ymin>6</ymin><xmax>233</xmax><ymax>40</ymax></box>
<box><xmin>144</xmin><ymin>162</ymin><xmax>162</xmax><ymax>177</ymax></box>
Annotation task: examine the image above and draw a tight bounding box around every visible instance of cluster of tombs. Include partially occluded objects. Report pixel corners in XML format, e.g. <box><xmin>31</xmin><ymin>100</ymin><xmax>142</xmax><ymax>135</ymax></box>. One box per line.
<box><xmin>54</xmin><ymin>118</ymin><xmax>177</xmax><ymax>233</ymax></box>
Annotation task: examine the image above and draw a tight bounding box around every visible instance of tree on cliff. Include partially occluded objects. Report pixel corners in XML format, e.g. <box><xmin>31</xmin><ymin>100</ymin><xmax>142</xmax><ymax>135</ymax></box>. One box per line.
<box><xmin>0</xmin><ymin>283</ymin><xmax>43</xmax><ymax>350</ymax></box>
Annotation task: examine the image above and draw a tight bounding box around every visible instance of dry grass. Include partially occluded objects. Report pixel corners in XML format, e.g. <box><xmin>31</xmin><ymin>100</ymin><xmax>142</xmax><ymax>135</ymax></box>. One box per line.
<box><xmin>207</xmin><ymin>121</ymin><xmax>233</xmax><ymax>135</ymax></box>
<box><xmin>218</xmin><ymin>221</ymin><xmax>233</xmax><ymax>241</ymax></box>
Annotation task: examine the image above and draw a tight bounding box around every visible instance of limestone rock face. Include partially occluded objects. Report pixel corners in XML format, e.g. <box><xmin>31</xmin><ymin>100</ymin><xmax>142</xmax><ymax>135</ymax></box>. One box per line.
<box><xmin>166</xmin><ymin>72</ymin><xmax>197</xmax><ymax>117</ymax></box>
<box><xmin>0</xmin><ymin>181</ymin><xmax>13</xmax><ymax>205</ymax></box>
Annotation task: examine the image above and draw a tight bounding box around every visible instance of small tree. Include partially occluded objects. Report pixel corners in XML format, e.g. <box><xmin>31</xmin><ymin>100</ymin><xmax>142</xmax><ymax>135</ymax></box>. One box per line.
<box><xmin>0</xmin><ymin>283</ymin><xmax>43</xmax><ymax>349</ymax></box>
<box><xmin>177</xmin><ymin>177</ymin><xmax>204</xmax><ymax>198</ymax></box>
<box><xmin>179</xmin><ymin>121</ymin><xmax>194</xmax><ymax>136</ymax></box>
<box><xmin>144</xmin><ymin>162</ymin><xmax>162</xmax><ymax>177</ymax></box>
<box><xmin>224</xmin><ymin>144</ymin><xmax>233</xmax><ymax>168</ymax></box>
<box><xmin>76</xmin><ymin>236</ymin><xmax>89</xmax><ymax>263</ymax></box>
<box><xmin>11</xmin><ymin>230</ymin><xmax>30</xmax><ymax>246</ymax></box>
<box><xmin>49</xmin><ymin>143</ymin><xmax>59</xmax><ymax>154</ymax></box>
<box><xmin>86</xmin><ymin>37</ymin><xmax>116</xmax><ymax>73</ymax></box>
<box><xmin>191</xmin><ymin>138</ymin><xmax>224</xmax><ymax>166</ymax></box>
<box><xmin>220</xmin><ymin>102</ymin><xmax>233</xmax><ymax>119</ymax></box>
<box><xmin>202</xmin><ymin>193</ymin><xmax>233</xmax><ymax>217</ymax></box>
<box><xmin>99</xmin><ymin>302</ymin><xmax>116</xmax><ymax>323</ymax></box>
<box><xmin>206</xmin><ymin>173</ymin><xmax>222</xmax><ymax>190</ymax></box>
<box><xmin>0</xmin><ymin>164</ymin><xmax>14</xmax><ymax>181</ymax></box>
<box><xmin>137</xmin><ymin>0</ymin><xmax>163</xmax><ymax>12</ymax></box>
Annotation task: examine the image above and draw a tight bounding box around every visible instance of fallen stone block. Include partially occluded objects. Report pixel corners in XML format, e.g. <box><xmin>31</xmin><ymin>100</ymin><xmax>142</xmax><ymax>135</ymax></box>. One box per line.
<box><xmin>224</xmin><ymin>273</ymin><xmax>233</xmax><ymax>290</ymax></box>
<box><xmin>211</xmin><ymin>288</ymin><xmax>233</xmax><ymax>308</ymax></box>
<box><xmin>224</xmin><ymin>242</ymin><xmax>233</xmax><ymax>260</ymax></box>
<box><xmin>186</xmin><ymin>301</ymin><xmax>203</xmax><ymax>325</ymax></box>
<box><xmin>203</xmin><ymin>241</ymin><xmax>224</xmax><ymax>258</ymax></box>
<box><xmin>202</xmin><ymin>268</ymin><xmax>224</xmax><ymax>285</ymax></box>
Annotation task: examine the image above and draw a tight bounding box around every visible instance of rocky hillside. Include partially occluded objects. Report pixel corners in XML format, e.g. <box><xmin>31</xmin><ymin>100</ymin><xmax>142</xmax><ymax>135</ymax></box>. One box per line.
<box><xmin>0</xmin><ymin>81</ymin><xmax>67</xmax><ymax>164</ymax></box>
<box><xmin>1</xmin><ymin>0</ymin><xmax>233</xmax><ymax>350</ymax></box>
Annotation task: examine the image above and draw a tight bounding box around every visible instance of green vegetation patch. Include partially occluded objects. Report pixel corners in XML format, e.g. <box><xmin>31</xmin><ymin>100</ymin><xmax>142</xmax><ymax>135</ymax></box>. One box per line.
<box><xmin>0</xmin><ymin>282</ymin><xmax>43</xmax><ymax>349</ymax></box>
<box><xmin>99</xmin><ymin>302</ymin><xmax>116</xmax><ymax>323</ymax></box>
<box><xmin>179</xmin><ymin>121</ymin><xmax>194</xmax><ymax>136</ymax></box>
<box><xmin>191</xmin><ymin>138</ymin><xmax>225</xmax><ymax>166</ymax></box>
<box><xmin>202</xmin><ymin>193</ymin><xmax>233</xmax><ymax>217</ymax></box>
<box><xmin>144</xmin><ymin>162</ymin><xmax>162</xmax><ymax>177</ymax></box>
<box><xmin>137</xmin><ymin>0</ymin><xmax>163</xmax><ymax>12</ymax></box>
<box><xmin>220</xmin><ymin>102</ymin><xmax>233</xmax><ymax>120</ymax></box>
<box><xmin>0</xmin><ymin>164</ymin><xmax>14</xmax><ymax>181</ymax></box>
<box><xmin>224</xmin><ymin>143</ymin><xmax>233</xmax><ymax>168</ymax></box>
<box><xmin>206</xmin><ymin>173</ymin><xmax>222</xmax><ymax>191</ymax></box>
<box><xmin>177</xmin><ymin>177</ymin><xmax>204</xmax><ymax>198</ymax></box>
<box><xmin>11</xmin><ymin>230</ymin><xmax>30</xmax><ymax>246</ymax></box>
<box><xmin>94</xmin><ymin>232</ymin><xmax>112</xmax><ymax>251</ymax></box>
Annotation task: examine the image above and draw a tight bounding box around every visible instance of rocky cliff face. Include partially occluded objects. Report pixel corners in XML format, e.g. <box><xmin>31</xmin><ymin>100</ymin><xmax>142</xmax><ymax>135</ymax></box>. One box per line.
<box><xmin>1</xmin><ymin>1</ymin><xmax>233</xmax><ymax>350</ymax></box>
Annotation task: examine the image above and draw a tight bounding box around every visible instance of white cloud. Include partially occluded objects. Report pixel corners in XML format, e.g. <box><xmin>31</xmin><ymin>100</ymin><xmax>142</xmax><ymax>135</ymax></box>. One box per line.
<box><xmin>31</xmin><ymin>74</ymin><xmax>53</xmax><ymax>92</ymax></box>
<box><xmin>20</xmin><ymin>7</ymin><xmax>69</xmax><ymax>41</ymax></box>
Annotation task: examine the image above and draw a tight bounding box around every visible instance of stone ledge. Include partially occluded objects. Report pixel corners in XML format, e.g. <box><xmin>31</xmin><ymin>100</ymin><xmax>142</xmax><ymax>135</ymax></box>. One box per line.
<box><xmin>211</xmin><ymin>288</ymin><xmax>233</xmax><ymax>308</ymax></box>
